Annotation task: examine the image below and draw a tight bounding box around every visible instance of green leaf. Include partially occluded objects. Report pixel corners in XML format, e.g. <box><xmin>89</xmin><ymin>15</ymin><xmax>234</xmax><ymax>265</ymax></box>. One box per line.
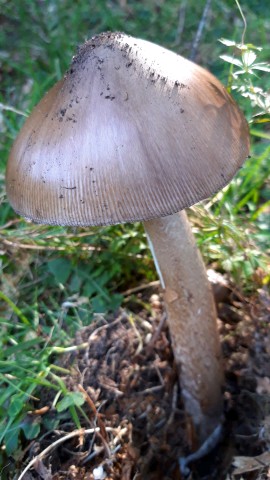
<box><xmin>0</xmin><ymin>385</ymin><xmax>17</xmax><ymax>408</ymax></box>
<box><xmin>252</xmin><ymin>64</ymin><xmax>270</xmax><ymax>72</ymax></box>
<box><xmin>91</xmin><ymin>296</ymin><xmax>107</xmax><ymax>313</ymax></box>
<box><xmin>108</xmin><ymin>293</ymin><xmax>123</xmax><ymax>311</ymax></box>
<box><xmin>43</xmin><ymin>415</ymin><xmax>60</xmax><ymax>431</ymax></box>
<box><xmin>56</xmin><ymin>392</ymin><xmax>85</xmax><ymax>413</ymax></box>
<box><xmin>69</xmin><ymin>404</ymin><xmax>81</xmax><ymax>429</ymax></box>
<box><xmin>0</xmin><ymin>418</ymin><xmax>7</xmax><ymax>443</ymax></box>
<box><xmin>4</xmin><ymin>337</ymin><xmax>44</xmax><ymax>356</ymax></box>
<box><xmin>4</xmin><ymin>424</ymin><xmax>20</xmax><ymax>455</ymax></box>
<box><xmin>48</xmin><ymin>258</ymin><xmax>72</xmax><ymax>284</ymax></box>
<box><xmin>69</xmin><ymin>272</ymin><xmax>83</xmax><ymax>292</ymax></box>
<box><xmin>220</xmin><ymin>55</ymin><xmax>243</xmax><ymax>67</ymax></box>
<box><xmin>219</xmin><ymin>38</ymin><xmax>236</xmax><ymax>47</ymax></box>
<box><xmin>233</xmin><ymin>68</ymin><xmax>246</xmax><ymax>76</ymax></box>
<box><xmin>21</xmin><ymin>416</ymin><xmax>41</xmax><ymax>440</ymax></box>
<box><xmin>219</xmin><ymin>38</ymin><xmax>262</xmax><ymax>51</ymax></box>
<box><xmin>252</xmin><ymin>200</ymin><xmax>270</xmax><ymax>220</ymax></box>
<box><xmin>250</xmin><ymin>129</ymin><xmax>270</xmax><ymax>140</ymax></box>
<box><xmin>242</xmin><ymin>50</ymin><xmax>256</xmax><ymax>67</ymax></box>
<box><xmin>243</xmin><ymin>261</ymin><xmax>254</xmax><ymax>278</ymax></box>
<box><xmin>8</xmin><ymin>395</ymin><xmax>26</xmax><ymax>418</ymax></box>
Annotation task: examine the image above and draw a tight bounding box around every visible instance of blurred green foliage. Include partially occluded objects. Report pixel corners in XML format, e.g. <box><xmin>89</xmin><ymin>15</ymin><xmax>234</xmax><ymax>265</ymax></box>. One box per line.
<box><xmin>0</xmin><ymin>0</ymin><xmax>269</xmax><ymax>466</ymax></box>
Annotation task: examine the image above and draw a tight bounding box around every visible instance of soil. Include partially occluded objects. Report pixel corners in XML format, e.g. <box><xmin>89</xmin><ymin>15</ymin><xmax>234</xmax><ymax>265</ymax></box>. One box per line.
<box><xmin>10</xmin><ymin>277</ymin><xmax>270</xmax><ymax>480</ymax></box>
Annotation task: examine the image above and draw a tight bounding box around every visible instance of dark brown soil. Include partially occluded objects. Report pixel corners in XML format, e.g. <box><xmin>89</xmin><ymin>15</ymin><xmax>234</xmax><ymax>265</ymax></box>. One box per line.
<box><xmin>12</xmin><ymin>280</ymin><xmax>270</xmax><ymax>480</ymax></box>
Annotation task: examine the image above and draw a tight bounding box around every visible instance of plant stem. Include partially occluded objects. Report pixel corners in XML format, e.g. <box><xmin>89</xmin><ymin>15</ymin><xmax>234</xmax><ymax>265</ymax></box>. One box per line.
<box><xmin>0</xmin><ymin>290</ymin><xmax>30</xmax><ymax>326</ymax></box>
<box><xmin>235</xmin><ymin>0</ymin><xmax>247</xmax><ymax>45</ymax></box>
<box><xmin>144</xmin><ymin>211</ymin><xmax>223</xmax><ymax>442</ymax></box>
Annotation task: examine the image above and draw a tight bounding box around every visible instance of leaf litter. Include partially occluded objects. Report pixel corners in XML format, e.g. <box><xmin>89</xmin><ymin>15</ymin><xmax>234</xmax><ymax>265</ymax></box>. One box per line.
<box><xmin>7</xmin><ymin>277</ymin><xmax>270</xmax><ymax>480</ymax></box>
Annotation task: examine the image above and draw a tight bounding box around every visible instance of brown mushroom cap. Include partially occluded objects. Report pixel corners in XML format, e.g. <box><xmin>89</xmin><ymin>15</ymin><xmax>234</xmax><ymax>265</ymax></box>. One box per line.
<box><xmin>6</xmin><ymin>32</ymin><xmax>250</xmax><ymax>226</ymax></box>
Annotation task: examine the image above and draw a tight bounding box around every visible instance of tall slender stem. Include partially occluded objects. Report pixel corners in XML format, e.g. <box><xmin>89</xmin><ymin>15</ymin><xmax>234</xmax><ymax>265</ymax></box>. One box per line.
<box><xmin>144</xmin><ymin>211</ymin><xmax>223</xmax><ymax>442</ymax></box>
<box><xmin>235</xmin><ymin>0</ymin><xmax>247</xmax><ymax>46</ymax></box>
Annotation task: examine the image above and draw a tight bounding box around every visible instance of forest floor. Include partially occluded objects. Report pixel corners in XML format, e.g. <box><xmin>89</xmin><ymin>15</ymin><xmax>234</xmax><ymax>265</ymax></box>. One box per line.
<box><xmin>12</xmin><ymin>275</ymin><xmax>270</xmax><ymax>480</ymax></box>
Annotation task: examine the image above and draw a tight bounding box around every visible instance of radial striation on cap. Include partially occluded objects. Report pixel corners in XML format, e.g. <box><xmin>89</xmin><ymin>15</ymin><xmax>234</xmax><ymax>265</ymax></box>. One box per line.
<box><xmin>6</xmin><ymin>32</ymin><xmax>250</xmax><ymax>226</ymax></box>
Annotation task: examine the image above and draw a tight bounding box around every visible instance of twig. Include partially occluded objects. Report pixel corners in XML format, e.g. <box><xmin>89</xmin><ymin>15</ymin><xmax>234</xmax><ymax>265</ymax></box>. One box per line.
<box><xmin>88</xmin><ymin>313</ymin><xmax>127</xmax><ymax>341</ymax></box>
<box><xmin>0</xmin><ymin>102</ymin><xmax>27</xmax><ymax>117</ymax></box>
<box><xmin>146</xmin><ymin>312</ymin><xmax>167</xmax><ymax>353</ymax></box>
<box><xmin>127</xmin><ymin>315</ymin><xmax>143</xmax><ymax>355</ymax></box>
<box><xmin>122</xmin><ymin>280</ymin><xmax>160</xmax><ymax>297</ymax></box>
<box><xmin>39</xmin><ymin>231</ymin><xmax>96</xmax><ymax>240</ymax></box>
<box><xmin>0</xmin><ymin>462</ymin><xmax>11</xmax><ymax>477</ymax></box>
<box><xmin>78</xmin><ymin>384</ymin><xmax>98</xmax><ymax>417</ymax></box>
<box><xmin>0</xmin><ymin>237</ymin><xmax>145</xmax><ymax>259</ymax></box>
<box><xmin>81</xmin><ymin>445</ymin><xmax>105</xmax><ymax>464</ymax></box>
<box><xmin>134</xmin><ymin>385</ymin><xmax>164</xmax><ymax>396</ymax></box>
<box><xmin>112</xmin><ymin>426</ymin><xmax>128</xmax><ymax>446</ymax></box>
<box><xmin>17</xmin><ymin>427</ymin><xmax>116</xmax><ymax>480</ymax></box>
<box><xmin>190</xmin><ymin>0</ymin><xmax>212</xmax><ymax>61</ymax></box>
<box><xmin>154</xmin><ymin>360</ymin><xmax>165</xmax><ymax>386</ymax></box>
<box><xmin>78</xmin><ymin>384</ymin><xmax>109</xmax><ymax>443</ymax></box>
<box><xmin>81</xmin><ymin>425</ymin><xmax>127</xmax><ymax>465</ymax></box>
<box><xmin>0</xmin><ymin>218</ymin><xmax>21</xmax><ymax>230</ymax></box>
<box><xmin>167</xmin><ymin>383</ymin><xmax>179</xmax><ymax>426</ymax></box>
<box><xmin>0</xmin><ymin>237</ymin><xmax>98</xmax><ymax>252</ymax></box>
<box><xmin>175</xmin><ymin>0</ymin><xmax>188</xmax><ymax>47</ymax></box>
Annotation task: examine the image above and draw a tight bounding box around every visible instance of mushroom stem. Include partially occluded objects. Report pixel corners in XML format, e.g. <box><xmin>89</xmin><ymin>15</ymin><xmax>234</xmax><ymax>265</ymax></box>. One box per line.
<box><xmin>143</xmin><ymin>211</ymin><xmax>223</xmax><ymax>443</ymax></box>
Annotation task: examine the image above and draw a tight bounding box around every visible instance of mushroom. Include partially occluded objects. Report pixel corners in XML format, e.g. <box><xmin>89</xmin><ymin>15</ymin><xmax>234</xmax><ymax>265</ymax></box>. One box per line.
<box><xmin>6</xmin><ymin>32</ymin><xmax>250</xmax><ymax>443</ymax></box>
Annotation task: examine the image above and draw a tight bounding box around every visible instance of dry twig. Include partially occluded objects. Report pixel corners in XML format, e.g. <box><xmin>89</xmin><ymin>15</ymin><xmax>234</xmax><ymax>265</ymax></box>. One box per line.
<box><xmin>175</xmin><ymin>0</ymin><xmax>188</xmax><ymax>47</ymax></box>
<box><xmin>190</xmin><ymin>0</ymin><xmax>212</xmax><ymax>61</ymax></box>
<box><xmin>146</xmin><ymin>312</ymin><xmax>167</xmax><ymax>354</ymax></box>
<box><xmin>17</xmin><ymin>426</ymin><xmax>123</xmax><ymax>480</ymax></box>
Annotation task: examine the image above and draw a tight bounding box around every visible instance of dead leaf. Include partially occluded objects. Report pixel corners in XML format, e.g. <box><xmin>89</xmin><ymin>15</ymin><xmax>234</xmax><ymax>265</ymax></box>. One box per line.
<box><xmin>33</xmin><ymin>459</ymin><xmax>52</xmax><ymax>479</ymax></box>
<box><xmin>233</xmin><ymin>451</ymin><xmax>270</xmax><ymax>475</ymax></box>
<box><xmin>256</xmin><ymin>376</ymin><xmax>270</xmax><ymax>395</ymax></box>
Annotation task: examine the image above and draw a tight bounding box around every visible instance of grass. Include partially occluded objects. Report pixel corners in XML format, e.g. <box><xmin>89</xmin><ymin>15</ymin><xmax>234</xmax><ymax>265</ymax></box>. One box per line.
<box><xmin>0</xmin><ymin>0</ymin><xmax>269</xmax><ymax>468</ymax></box>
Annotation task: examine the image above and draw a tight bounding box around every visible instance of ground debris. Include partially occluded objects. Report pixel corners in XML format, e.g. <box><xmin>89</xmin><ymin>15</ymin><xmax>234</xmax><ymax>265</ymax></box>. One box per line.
<box><xmin>13</xmin><ymin>282</ymin><xmax>270</xmax><ymax>480</ymax></box>
<box><xmin>232</xmin><ymin>450</ymin><xmax>270</xmax><ymax>476</ymax></box>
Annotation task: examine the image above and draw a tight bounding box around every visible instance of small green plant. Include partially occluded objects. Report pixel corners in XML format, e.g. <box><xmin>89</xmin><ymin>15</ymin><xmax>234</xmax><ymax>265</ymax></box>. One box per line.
<box><xmin>202</xmin><ymin>0</ymin><xmax>270</xmax><ymax>287</ymax></box>
<box><xmin>219</xmin><ymin>38</ymin><xmax>270</xmax><ymax>119</ymax></box>
<box><xmin>0</xmin><ymin>296</ymin><xmax>87</xmax><ymax>456</ymax></box>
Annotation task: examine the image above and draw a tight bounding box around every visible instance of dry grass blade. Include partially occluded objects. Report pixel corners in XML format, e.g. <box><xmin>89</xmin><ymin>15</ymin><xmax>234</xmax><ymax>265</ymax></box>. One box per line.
<box><xmin>78</xmin><ymin>384</ymin><xmax>109</xmax><ymax>442</ymax></box>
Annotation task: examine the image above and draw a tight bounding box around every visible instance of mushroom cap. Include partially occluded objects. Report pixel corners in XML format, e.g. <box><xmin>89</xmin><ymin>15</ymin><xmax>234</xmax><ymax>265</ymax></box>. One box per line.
<box><xmin>6</xmin><ymin>32</ymin><xmax>250</xmax><ymax>226</ymax></box>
